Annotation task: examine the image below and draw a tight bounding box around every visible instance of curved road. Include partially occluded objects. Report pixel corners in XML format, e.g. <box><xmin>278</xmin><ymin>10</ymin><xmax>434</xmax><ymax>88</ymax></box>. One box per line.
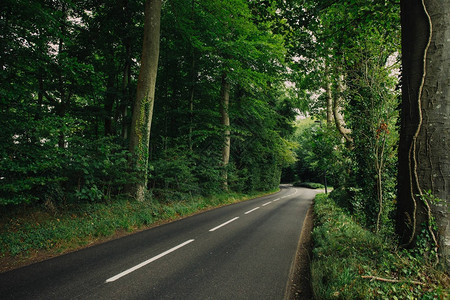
<box><xmin>0</xmin><ymin>186</ymin><xmax>318</xmax><ymax>299</ymax></box>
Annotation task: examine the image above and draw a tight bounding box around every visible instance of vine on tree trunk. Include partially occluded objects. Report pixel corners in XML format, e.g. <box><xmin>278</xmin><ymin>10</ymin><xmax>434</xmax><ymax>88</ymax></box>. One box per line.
<box><xmin>407</xmin><ymin>0</ymin><xmax>439</xmax><ymax>264</ymax></box>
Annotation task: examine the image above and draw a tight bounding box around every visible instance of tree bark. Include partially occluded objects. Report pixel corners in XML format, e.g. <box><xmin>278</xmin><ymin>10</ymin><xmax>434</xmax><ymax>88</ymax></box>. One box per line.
<box><xmin>220</xmin><ymin>73</ymin><xmax>231</xmax><ymax>190</ymax></box>
<box><xmin>104</xmin><ymin>73</ymin><xmax>116</xmax><ymax>136</ymax></box>
<box><xmin>333</xmin><ymin>75</ymin><xmax>353</xmax><ymax>144</ymax></box>
<box><xmin>57</xmin><ymin>3</ymin><xmax>68</xmax><ymax>149</ymax></box>
<box><xmin>128</xmin><ymin>0</ymin><xmax>162</xmax><ymax>201</ymax></box>
<box><xmin>188</xmin><ymin>0</ymin><xmax>196</xmax><ymax>151</ymax></box>
<box><xmin>121</xmin><ymin>53</ymin><xmax>131</xmax><ymax>141</ymax></box>
<box><xmin>325</xmin><ymin>80</ymin><xmax>334</xmax><ymax>126</ymax></box>
<box><xmin>120</xmin><ymin>0</ymin><xmax>132</xmax><ymax>141</ymax></box>
<box><xmin>324</xmin><ymin>64</ymin><xmax>334</xmax><ymax>126</ymax></box>
<box><xmin>398</xmin><ymin>0</ymin><xmax>449</xmax><ymax>266</ymax></box>
<box><xmin>188</xmin><ymin>52</ymin><xmax>196</xmax><ymax>151</ymax></box>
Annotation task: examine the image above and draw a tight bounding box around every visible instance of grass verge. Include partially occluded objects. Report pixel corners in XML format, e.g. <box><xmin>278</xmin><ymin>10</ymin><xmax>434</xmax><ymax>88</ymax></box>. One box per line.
<box><xmin>311</xmin><ymin>193</ymin><xmax>449</xmax><ymax>299</ymax></box>
<box><xmin>0</xmin><ymin>189</ymin><xmax>277</xmax><ymax>272</ymax></box>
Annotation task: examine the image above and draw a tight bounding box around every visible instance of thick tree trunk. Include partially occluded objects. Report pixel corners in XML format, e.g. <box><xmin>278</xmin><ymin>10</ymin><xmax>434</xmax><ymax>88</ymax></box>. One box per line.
<box><xmin>128</xmin><ymin>0</ymin><xmax>162</xmax><ymax>201</ymax></box>
<box><xmin>220</xmin><ymin>73</ymin><xmax>231</xmax><ymax>190</ymax></box>
<box><xmin>398</xmin><ymin>0</ymin><xmax>449</xmax><ymax>266</ymax></box>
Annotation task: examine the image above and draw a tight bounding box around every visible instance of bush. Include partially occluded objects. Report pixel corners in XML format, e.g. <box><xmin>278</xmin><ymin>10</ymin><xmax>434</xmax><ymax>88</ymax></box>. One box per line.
<box><xmin>0</xmin><ymin>132</ymin><xmax>132</xmax><ymax>207</ymax></box>
<box><xmin>150</xmin><ymin>146</ymin><xmax>199</xmax><ymax>198</ymax></box>
<box><xmin>0</xmin><ymin>114</ymin><xmax>68</xmax><ymax>206</ymax></box>
<box><xmin>66</xmin><ymin>136</ymin><xmax>132</xmax><ymax>203</ymax></box>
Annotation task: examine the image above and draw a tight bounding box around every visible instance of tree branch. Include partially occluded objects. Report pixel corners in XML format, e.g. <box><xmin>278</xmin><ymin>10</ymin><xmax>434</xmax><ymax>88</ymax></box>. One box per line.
<box><xmin>361</xmin><ymin>275</ymin><xmax>424</xmax><ymax>286</ymax></box>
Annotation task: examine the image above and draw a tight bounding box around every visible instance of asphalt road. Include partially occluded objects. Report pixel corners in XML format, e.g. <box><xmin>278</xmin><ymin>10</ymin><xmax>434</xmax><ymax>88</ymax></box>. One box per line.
<box><xmin>0</xmin><ymin>186</ymin><xmax>318</xmax><ymax>300</ymax></box>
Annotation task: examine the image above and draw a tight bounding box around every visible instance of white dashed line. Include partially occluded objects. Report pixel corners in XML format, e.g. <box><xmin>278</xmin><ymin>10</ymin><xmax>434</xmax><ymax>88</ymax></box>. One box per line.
<box><xmin>245</xmin><ymin>207</ymin><xmax>260</xmax><ymax>214</ymax></box>
<box><xmin>106</xmin><ymin>188</ymin><xmax>298</xmax><ymax>284</ymax></box>
<box><xmin>209</xmin><ymin>217</ymin><xmax>239</xmax><ymax>232</ymax></box>
<box><xmin>105</xmin><ymin>239</ymin><xmax>195</xmax><ymax>283</ymax></box>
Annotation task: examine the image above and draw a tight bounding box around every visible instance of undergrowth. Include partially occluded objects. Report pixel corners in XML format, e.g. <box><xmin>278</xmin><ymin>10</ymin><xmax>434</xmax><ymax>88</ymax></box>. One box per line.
<box><xmin>0</xmin><ymin>190</ymin><xmax>276</xmax><ymax>261</ymax></box>
<box><xmin>311</xmin><ymin>193</ymin><xmax>449</xmax><ymax>299</ymax></box>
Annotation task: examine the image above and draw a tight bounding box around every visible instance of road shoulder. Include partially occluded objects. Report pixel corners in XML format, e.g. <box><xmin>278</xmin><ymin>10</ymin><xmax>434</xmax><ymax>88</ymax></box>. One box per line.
<box><xmin>285</xmin><ymin>202</ymin><xmax>314</xmax><ymax>299</ymax></box>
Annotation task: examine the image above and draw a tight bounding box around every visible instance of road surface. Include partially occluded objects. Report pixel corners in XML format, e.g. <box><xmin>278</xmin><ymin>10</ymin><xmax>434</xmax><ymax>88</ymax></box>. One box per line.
<box><xmin>0</xmin><ymin>186</ymin><xmax>318</xmax><ymax>299</ymax></box>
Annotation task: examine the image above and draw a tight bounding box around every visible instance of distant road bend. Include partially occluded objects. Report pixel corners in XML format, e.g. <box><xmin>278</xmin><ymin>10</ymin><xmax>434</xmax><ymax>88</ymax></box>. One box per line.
<box><xmin>0</xmin><ymin>186</ymin><xmax>318</xmax><ymax>299</ymax></box>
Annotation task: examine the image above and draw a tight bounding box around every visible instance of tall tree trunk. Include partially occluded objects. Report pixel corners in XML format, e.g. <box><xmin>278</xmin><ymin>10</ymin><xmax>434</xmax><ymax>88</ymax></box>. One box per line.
<box><xmin>120</xmin><ymin>57</ymin><xmax>131</xmax><ymax>141</ymax></box>
<box><xmin>325</xmin><ymin>77</ymin><xmax>334</xmax><ymax>126</ymax></box>
<box><xmin>120</xmin><ymin>0</ymin><xmax>132</xmax><ymax>141</ymax></box>
<box><xmin>188</xmin><ymin>52</ymin><xmax>196</xmax><ymax>151</ymax></box>
<box><xmin>188</xmin><ymin>0</ymin><xmax>196</xmax><ymax>151</ymax></box>
<box><xmin>128</xmin><ymin>0</ymin><xmax>162</xmax><ymax>201</ymax></box>
<box><xmin>398</xmin><ymin>0</ymin><xmax>449</xmax><ymax>266</ymax></box>
<box><xmin>220</xmin><ymin>73</ymin><xmax>231</xmax><ymax>191</ymax></box>
<box><xmin>104</xmin><ymin>73</ymin><xmax>116</xmax><ymax>136</ymax></box>
<box><xmin>333</xmin><ymin>75</ymin><xmax>353</xmax><ymax>144</ymax></box>
<box><xmin>57</xmin><ymin>3</ymin><xmax>67</xmax><ymax>149</ymax></box>
<box><xmin>323</xmin><ymin>64</ymin><xmax>334</xmax><ymax>126</ymax></box>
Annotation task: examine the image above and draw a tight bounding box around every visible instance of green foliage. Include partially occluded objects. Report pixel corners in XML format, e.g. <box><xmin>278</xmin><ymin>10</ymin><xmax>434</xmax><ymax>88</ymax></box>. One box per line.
<box><xmin>344</xmin><ymin>35</ymin><xmax>400</xmax><ymax>232</ymax></box>
<box><xmin>0</xmin><ymin>0</ymin><xmax>139</xmax><ymax>206</ymax></box>
<box><xmin>67</xmin><ymin>136</ymin><xmax>132</xmax><ymax>202</ymax></box>
<box><xmin>326</xmin><ymin>0</ymin><xmax>399</xmax><ymax>235</ymax></box>
<box><xmin>0</xmin><ymin>128</ymin><xmax>131</xmax><ymax>205</ymax></box>
<box><xmin>281</xmin><ymin>0</ymin><xmax>401</xmax><ymax>237</ymax></box>
<box><xmin>150</xmin><ymin>145</ymin><xmax>199</xmax><ymax>199</ymax></box>
<box><xmin>1</xmin><ymin>0</ymin><xmax>296</xmax><ymax>207</ymax></box>
<box><xmin>0</xmin><ymin>111</ymin><xmax>68</xmax><ymax>205</ymax></box>
<box><xmin>286</xmin><ymin>120</ymin><xmax>345</xmax><ymax>187</ymax></box>
<box><xmin>312</xmin><ymin>193</ymin><xmax>449</xmax><ymax>300</ymax></box>
<box><xmin>146</xmin><ymin>0</ymin><xmax>296</xmax><ymax>196</ymax></box>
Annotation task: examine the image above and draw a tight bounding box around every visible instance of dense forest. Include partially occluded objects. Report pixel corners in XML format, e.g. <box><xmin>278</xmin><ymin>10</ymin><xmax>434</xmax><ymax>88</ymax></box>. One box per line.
<box><xmin>1</xmin><ymin>0</ymin><xmax>448</xmax><ymax>279</ymax></box>
<box><xmin>1</xmin><ymin>0</ymin><xmax>298</xmax><ymax>205</ymax></box>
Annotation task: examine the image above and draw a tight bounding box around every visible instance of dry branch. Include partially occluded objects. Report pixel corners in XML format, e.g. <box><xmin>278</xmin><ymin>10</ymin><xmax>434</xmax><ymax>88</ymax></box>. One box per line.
<box><xmin>361</xmin><ymin>275</ymin><xmax>425</xmax><ymax>286</ymax></box>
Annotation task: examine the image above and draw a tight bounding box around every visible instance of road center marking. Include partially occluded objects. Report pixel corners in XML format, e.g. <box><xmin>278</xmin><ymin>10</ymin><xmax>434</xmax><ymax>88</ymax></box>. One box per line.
<box><xmin>105</xmin><ymin>239</ymin><xmax>195</xmax><ymax>283</ymax></box>
<box><xmin>245</xmin><ymin>207</ymin><xmax>260</xmax><ymax>214</ymax></box>
<box><xmin>262</xmin><ymin>201</ymin><xmax>272</xmax><ymax>206</ymax></box>
<box><xmin>273</xmin><ymin>198</ymin><xmax>280</xmax><ymax>202</ymax></box>
<box><xmin>209</xmin><ymin>217</ymin><xmax>239</xmax><ymax>232</ymax></box>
